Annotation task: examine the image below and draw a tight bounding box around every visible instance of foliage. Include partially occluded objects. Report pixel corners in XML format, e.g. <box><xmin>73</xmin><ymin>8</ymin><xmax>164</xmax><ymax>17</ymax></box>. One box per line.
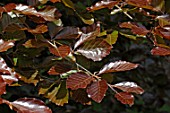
<box><xmin>0</xmin><ymin>0</ymin><xmax>170</xmax><ymax>113</ymax></box>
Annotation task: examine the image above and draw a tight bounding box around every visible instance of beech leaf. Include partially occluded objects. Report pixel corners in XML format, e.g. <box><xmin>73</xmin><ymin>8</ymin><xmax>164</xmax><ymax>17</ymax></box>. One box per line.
<box><xmin>115</xmin><ymin>92</ymin><xmax>134</xmax><ymax>106</ymax></box>
<box><xmin>86</xmin><ymin>79</ymin><xmax>108</xmax><ymax>103</ymax></box>
<box><xmin>0</xmin><ymin>39</ymin><xmax>15</xmax><ymax>52</ymax></box>
<box><xmin>49</xmin><ymin>45</ymin><xmax>71</xmax><ymax>58</ymax></box>
<box><xmin>119</xmin><ymin>22</ymin><xmax>149</xmax><ymax>36</ymax></box>
<box><xmin>26</xmin><ymin>24</ymin><xmax>48</xmax><ymax>34</ymax></box>
<box><xmin>74</xmin><ymin>22</ymin><xmax>100</xmax><ymax>49</ymax></box>
<box><xmin>151</xmin><ymin>47</ymin><xmax>170</xmax><ymax>56</ymax></box>
<box><xmin>66</xmin><ymin>72</ymin><xmax>93</xmax><ymax>90</ymax></box>
<box><xmin>72</xmin><ymin>89</ymin><xmax>91</xmax><ymax>105</ymax></box>
<box><xmin>112</xmin><ymin>82</ymin><xmax>144</xmax><ymax>94</ymax></box>
<box><xmin>87</xmin><ymin>1</ymin><xmax>119</xmax><ymax>12</ymax></box>
<box><xmin>54</xmin><ymin>26</ymin><xmax>81</xmax><ymax>39</ymax></box>
<box><xmin>15</xmin><ymin>5</ymin><xmax>61</xmax><ymax>21</ymax></box>
<box><xmin>104</xmin><ymin>30</ymin><xmax>118</xmax><ymax>45</ymax></box>
<box><xmin>11</xmin><ymin>98</ymin><xmax>52</xmax><ymax>113</ymax></box>
<box><xmin>98</xmin><ymin>61</ymin><xmax>139</xmax><ymax>75</ymax></box>
<box><xmin>45</xmin><ymin>81</ymin><xmax>69</xmax><ymax>106</ymax></box>
<box><xmin>76</xmin><ymin>39</ymin><xmax>112</xmax><ymax>61</ymax></box>
<box><xmin>0</xmin><ymin>3</ymin><xmax>16</xmax><ymax>13</ymax></box>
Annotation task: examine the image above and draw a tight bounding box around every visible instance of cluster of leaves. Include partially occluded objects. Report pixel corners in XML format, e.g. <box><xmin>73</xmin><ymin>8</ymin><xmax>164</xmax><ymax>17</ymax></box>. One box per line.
<box><xmin>0</xmin><ymin>0</ymin><xmax>170</xmax><ymax>112</ymax></box>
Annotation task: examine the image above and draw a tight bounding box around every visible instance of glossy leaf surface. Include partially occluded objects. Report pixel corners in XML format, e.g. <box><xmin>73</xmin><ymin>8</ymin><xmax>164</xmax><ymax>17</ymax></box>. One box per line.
<box><xmin>86</xmin><ymin>80</ymin><xmax>108</xmax><ymax>103</ymax></box>
<box><xmin>115</xmin><ymin>92</ymin><xmax>134</xmax><ymax>106</ymax></box>
<box><xmin>151</xmin><ymin>47</ymin><xmax>170</xmax><ymax>56</ymax></box>
<box><xmin>98</xmin><ymin>61</ymin><xmax>138</xmax><ymax>75</ymax></box>
<box><xmin>76</xmin><ymin>39</ymin><xmax>112</xmax><ymax>61</ymax></box>
<box><xmin>112</xmin><ymin>82</ymin><xmax>144</xmax><ymax>94</ymax></box>
<box><xmin>66</xmin><ymin>72</ymin><xmax>93</xmax><ymax>90</ymax></box>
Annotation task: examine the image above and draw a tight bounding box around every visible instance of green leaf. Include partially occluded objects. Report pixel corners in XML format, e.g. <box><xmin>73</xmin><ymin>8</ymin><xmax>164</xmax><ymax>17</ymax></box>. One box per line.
<box><xmin>120</xmin><ymin>32</ymin><xmax>137</xmax><ymax>40</ymax></box>
<box><xmin>104</xmin><ymin>30</ymin><xmax>118</xmax><ymax>45</ymax></box>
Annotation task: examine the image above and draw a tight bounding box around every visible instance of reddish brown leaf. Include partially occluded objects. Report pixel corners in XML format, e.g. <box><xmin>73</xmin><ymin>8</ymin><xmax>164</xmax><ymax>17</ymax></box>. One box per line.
<box><xmin>15</xmin><ymin>5</ymin><xmax>61</xmax><ymax>21</ymax></box>
<box><xmin>11</xmin><ymin>98</ymin><xmax>52</xmax><ymax>113</ymax></box>
<box><xmin>76</xmin><ymin>39</ymin><xmax>112</xmax><ymax>61</ymax></box>
<box><xmin>27</xmin><ymin>24</ymin><xmax>48</xmax><ymax>34</ymax></box>
<box><xmin>98</xmin><ymin>61</ymin><xmax>138</xmax><ymax>75</ymax></box>
<box><xmin>151</xmin><ymin>47</ymin><xmax>170</xmax><ymax>56</ymax></box>
<box><xmin>0</xmin><ymin>3</ymin><xmax>16</xmax><ymax>13</ymax></box>
<box><xmin>112</xmin><ymin>82</ymin><xmax>144</xmax><ymax>94</ymax></box>
<box><xmin>54</xmin><ymin>26</ymin><xmax>81</xmax><ymax>39</ymax></box>
<box><xmin>0</xmin><ymin>39</ymin><xmax>15</xmax><ymax>52</ymax></box>
<box><xmin>0</xmin><ymin>76</ymin><xmax>6</xmax><ymax>95</ymax></box>
<box><xmin>50</xmin><ymin>0</ymin><xmax>61</xmax><ymax>3</ymax></box>
<box><xmin>87</xmin><ymin>1</ymin><xmax>118</xmax><ymax>12</ymax></box>
<box><xmin>49</xmin><ymin>45</ymin><xmax>71</xmax><ymax>58</ymax></box>
<box><xmin>74</xmin><ymin>22</ymin><xmax>100</xmax><ymax>49</ymax></box>
<box><xmin>155</xmin><ymin>27</ymin><xmax>170</xmax><ymax>40</ymax></box>
<box><xmin>66</xmin><ymin>72</ymin><xmax>93</xmax><ymax>90</ymax></box>
<box><xmin>86</xmin><ymin>80</ymin><xmax>108</xmax><ymax>103</ymax></box>
<box><xmin>115</xmin><ymin>92</ymin><xmax>134</xmax><ymax>106</ymax></box>
<box><xmin>119</xmin><ymin>22</ymin><xmax>149</xmax><ymax>36</ymax></box>
<box><xmin>72</xmin><ymin>89</ymin><xmax>91</xmax><ymax>105</ymax></box>
<box><xmin>1</xmin><ymin>75</ymin><xmax>18</xmax><ymax>85</ymax></box>
<box><xmin>48</xmin><ymin>60</ymin><xmax>75</xmax><ymax>75</ymax></box>
<box><xmin>23</xmin><ymin>39</ymin><xmax>49</xmax><ymax>48</ymax></box>
<box><xmin>125</xmin><ymin>0</ymin><xmax>155</xmax><ymax>10</ymax></box>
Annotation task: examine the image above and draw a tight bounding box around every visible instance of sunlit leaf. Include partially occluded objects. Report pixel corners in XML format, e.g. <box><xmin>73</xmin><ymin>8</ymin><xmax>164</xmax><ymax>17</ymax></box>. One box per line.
<box><xmin>87</xmin><ymin>1</ymin><xmax>118</xmax><ymax>12</ymax></box>
<box><xmin>86</xmin><ymin>79</ymin><xmax>108</xmax><ymax>103</ymax></box>
<box><xmin>115</xmin><ymin>92</ymin><xmax>134</xmax><ymax>106</ymax></box>
<box><xmin>155</xmin><ymin>27</ymin><xmax>170</xmax><ymax>40</ymax></box>
<box><xmin>15</xmin><ymin>5</ymin><xmax>61</xmax><ymax>21</ymax></box>
<box><xmin>23</xmin><ymin>39</ymin><xmax>49</xmax><ymax>48</ymax></box>
<box><xmin>45</xmin><ymin>81</ymin><xmax>69</xmax><ymax>106</ymax></box>
<box><xmin>151</xmin><ymin>47</ymin><xmax>170</xmax><ymax>56</ymax></box>
<box><xmin>49</xmin><ymin>45</ymin><xmax>71</xmax><ymax>58</ymax></box>
<box><xmin>0</xmin><ymin>39</ymin><xmax>15</xmax><ymax>52</ymax></box>
<box><xmin>77</xmin><ymin>13</ymin><xmax>94</xmax><ymax>25</ymax></box>
<box><xmin>156</xmin><ymin>14</ymin><xmax>170</xmax><ymax>27</ymax></box>
<box><xmin>76</xmin><ymin>39</ymin><xmax>112</xmax><ymax>61</ymax></box>
<box><xmin>98</xmin><ymin>61</ymin><xmax>138</xmax><ymax>75</ymax></box>
<box><xmin>71</xmin><ymin>89</ymin><xmax>91</xmax><ymax>105</ymax></box>
<box><xmin>66</xmin><ymin>72</ymin><xmax>93</xmax><ymax>90</ymax></box>
<box><xmin>11</xmin><ymin>98</ymin><xmax>52</xmax><ymax>113</ymax></box>
<box><xmin>119</xmin><ymin>32</ymin><xmax>137</xmax><ymax>40</ymax></box>
<box><xmin>104</xmin><ymin>30</ymin><xmax>118</xmax><ymax>45</ymax></box>
<box><xmin>112</xmin><ymin>82</ymin><xmax>144</xmax><ymax>94</ymax></box>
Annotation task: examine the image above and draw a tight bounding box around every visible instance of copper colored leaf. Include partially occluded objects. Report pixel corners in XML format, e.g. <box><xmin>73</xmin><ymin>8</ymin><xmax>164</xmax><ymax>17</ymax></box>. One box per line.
<box><xmin>151</xmin><ymin>47</ymin><xmax>170</xmax><ymax>56</ymax></box>
<box><xmin>0</xmin><ymin>76</ymin><xmax>6</xmax><ymax>95</ymax></box>
<box><xmin>98</xmin><ymin>61</ymin><xmax>138</xmax><ymax>75</ymax></box>
<box><xmin>26</xmin><ymin>24</ymin><xmax>48</xmax><ymax>34</ymax></box>
<box><xmin>74</xmin><ymin>22</ymin><xmax>100</xmax><ymax>49</ymax></box>
<box><xmin>125</xmin><ymin>0</ymin><xmax>155</xmax><ymax>10</ymax></box>
<box><xmin>50</xmin><ymin>0</ymin><xmax>61</xmax><ymax>3</ymax></box>
<box><xmin>86</xmin><ymin>79</ymin><xmax>108</xmax><ymax>103</ymax></box>
<box><xmin>119</xmin><ymin>22</ymin><xmax>149</xmax><ymax>36</ymax></box>
<box><xmin>0</xmin><ymin>39</ymin><xmax>15</xmax><ymax>52</ymax></box>
<box><xmin>72</xmin><ymin>89</ymin><xmax>91</xmax><ymax>105</ymax></box>
<box><xmin>66</xmin><ymin>72</ymin><xmax>93</xmax><ymax>90</ymax></box>
<box><xmin>156</xmin><ymin>15</ymin><xmax>170</xmax><ymax>27</ymax></box>
<box><xmin>155</xmin><ymin>27</ymin><xmax>170</xmax><ymax>40</ymax></box>
<box><xmin>23</xmin><ymin>39</ymin><xmax>48</xmax><ymax>48</ymax></box>
<box><xmin>0</xmin><ymin>3</ymin><xmax>16</xmax><ymax>13</ymax></box>
<box><xmin>76</xmin><ymin>39</ymin><xmax>112</xmax><ymax>61</ymax></box>
<box><xmin>115</xmin><ymin>92</ymin><xmax>134</xmax><ymax>106</ymax></box>
<box><xmin>1</xmin><ymin>75</ymin><xmax>18</xmax><ymax>85</ymax></box>
<box><xmin>54</xmin><ymin>26</ymin><xmax>81</xmax><ymax>39</ymax></box>
<box><xmin>48</xmin><ymin>60</ymin><xmax>75</xmax><ymax>75</ymax></box>
<box><xmin>11</xmin><ymin>98</ymin><xmax>52</xmax><ymax>113</ymax></box>
<box><xmin>15</xmin><ymin>5</ymin><xmax>61</xmax><ymax>21</ymax></box>
<box><xmin>87</xmin><ymin>1</ymin><xmax>118</xmax><ymax>12</ymax></box>
<box><xmin>112</xmin><ymin>82</ymin><xmax>144</xmax><ymax>94</ymax></box>
<box><xmin>49</xmin><ymin>45</ymin><xmax>71</xmax><ymax>58</ymax></box>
